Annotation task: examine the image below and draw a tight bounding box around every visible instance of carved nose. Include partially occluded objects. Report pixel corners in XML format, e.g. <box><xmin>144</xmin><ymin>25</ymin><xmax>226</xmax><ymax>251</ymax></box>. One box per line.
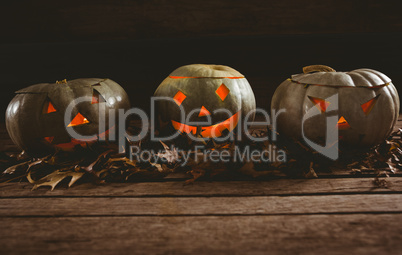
<box><xmin>337</xmin><ymin>116</ymin><xmax>350</xmax><ymax>130</ymax></box>
<box><xmin>198</xmin><ymin>106</ymin><xmax>211</xmax><ymax>117</ymax></box>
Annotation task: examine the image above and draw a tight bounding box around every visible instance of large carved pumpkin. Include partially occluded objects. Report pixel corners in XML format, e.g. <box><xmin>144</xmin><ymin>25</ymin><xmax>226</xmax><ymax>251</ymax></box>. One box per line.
<box><xmin>6</xmin><ymin>78</ymin><xmax>130</xmax><ymax>156</ymax></box>
<box><xmin>271</xmin><ymin>65</ymin><xmax>399</xmax><ymax>157</ymax></box>
<box><xmin>154</xmin><ymin>64</ymin><xmax>256</xmax><ymax>139</ymax></box>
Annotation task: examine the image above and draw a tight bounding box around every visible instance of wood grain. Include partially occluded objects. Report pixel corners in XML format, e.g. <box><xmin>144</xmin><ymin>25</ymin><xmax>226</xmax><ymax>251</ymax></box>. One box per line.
<box><xmin>0</xmin><ymin>214</ymin><xmax>401</xmax><ymax>254</ymax></box>
<box><xmin>1</xmin><ymin>194</ymin><xmax>401</xmax><ymax>217</ymax></box>
<box><xmin>1</xmin><ymin>92</ymin><xmax>401</xmax><ymax>254</ymax></box>
<box><xmin>1</xmin><ymin>178</ymin><xmax>401</xmax><ymax>198</ymax></box>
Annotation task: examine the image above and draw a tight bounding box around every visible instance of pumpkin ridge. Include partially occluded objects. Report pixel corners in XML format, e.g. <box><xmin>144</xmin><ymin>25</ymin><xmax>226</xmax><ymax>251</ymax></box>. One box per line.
<box><xmin>15</xmin><ymin>92</ymin><xmax>47</xmax><ymax>95</ymax></box>
<box><xmin>347</xmin><ymin>72</ymin><xmax>373</xmax><ymax>87</ymax></box>
<box><xmin>358</xmin><ymin>69</ymin><xmax>391</xmax><ymax>84</ymax></box>
<box><xmin>170</xmin><ymin>64</ymin><xmax>244</xmax><ymax>78</ymax></box>
<box><xmin>155</xmin><ymin>64</ymin><xmax>255</xmax><ymax>139</ymax></box>
<box><xmin>288</xmin><ymin>78</ymin><xmax>391</xmax><ymax>88</ymax></box>
<box><xmin>6</xmin><ymin>78</ymin><xmax>130</xmax><ymax>156</ymax></box>
<box><xmin>169</xmin><ymin>76</ymin><xmax>244</xmax><ymax>79</ymax></box>
<box><xmin>272</xmin><ymin>67</ymin><xmax>399</xmax><ymax>156</ymax></box>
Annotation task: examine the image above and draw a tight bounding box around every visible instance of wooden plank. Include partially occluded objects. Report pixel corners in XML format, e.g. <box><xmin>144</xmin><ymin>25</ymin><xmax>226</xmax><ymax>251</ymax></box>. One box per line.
<box><xmin>0</xmin><ymin>214</ymin><xmax>401</xmax><ymax>254</ymax></box>
<box><xmin>1</xmin><ymin>178</ymin><xmax>401</xmax><ymax>198</ymax></box>
<box><xmin>1</xmin><ymin>194</ymin><xmax>401</xmax><ymax>217</ymax></box>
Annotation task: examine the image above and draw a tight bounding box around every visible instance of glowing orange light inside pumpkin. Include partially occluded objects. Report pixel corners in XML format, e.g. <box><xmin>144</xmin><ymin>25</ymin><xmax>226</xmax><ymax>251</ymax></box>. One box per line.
<box><xmin>52</xmin><ymin>126</ymin><xmax>114</xmax><ymax>150</ymax></box>
<box><xmin>198</xmin><ymin>106</ymin><xmax>211</xmax><ymax>117</ymax></box>
<box><xmin>44</xmin><ymin>136</ymin><xmax>54</xmax><ymax>143</ymax></box>
<box><xmin>361</xmin><ymin>95</ymin><xmax>380</xmax><ymax>115</ymax></box>
<box><xmin>47</xmin><ymin>102</ymin><xmax>57</xmax><ymax>113</ymax></box>
<box><xmin>308</xmin><ymin>96</ymin><xmax>330</xmax><ymax>113</ymax></box>
<box><xmin>43</xmin><ymin>99</ymin><xmax>57</xmax><ymax>114</ymax></box>
<box><xmin>171</xmin><ymin>120</ymin><xmax>197</xmax><ymax>135</ymax></box>
<box><xmin>68</xmin><ymin>113</ymin><xmax>90</xmax><ymax>127</ymax></box>
<box><xmin>337</xmin><ymin>116</ymin><xmax>350</xmax><ymax>130</ymax></box>
<box><xmin>171</xmin><ymin>111</ymin><xmax>240</xmax><ymax>138</ymax></box>
<box><xmin>173</xmin><ymin>91</ymin><xmax>186</xmax><ymax>106</ymax></box>
<box><xmin>216</xmin><ymin>83</ymin><xmax>230</xmax><ymax>101</ymax></box>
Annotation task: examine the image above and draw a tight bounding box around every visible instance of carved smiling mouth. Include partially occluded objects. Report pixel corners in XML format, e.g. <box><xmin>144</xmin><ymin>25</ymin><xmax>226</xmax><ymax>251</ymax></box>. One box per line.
<box><xmin>171</xmin><ymin>111</ymin><xmax>240</xmax><ymax>138</ymax></box>
<box><xmin>44</xmin><ymin>126</ymin><xmax>115</xmax><ymax>150</ymax></box>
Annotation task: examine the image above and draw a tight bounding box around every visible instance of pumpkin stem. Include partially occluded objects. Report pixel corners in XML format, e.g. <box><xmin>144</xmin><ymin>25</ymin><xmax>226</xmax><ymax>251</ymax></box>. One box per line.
<box><xmin>303</xmin><ymin>65</ymin><xmax>336</xmax><ymax>73</ymax></box>
<box><xmin>56</xmin><ymin>79</ymin><xmax>67</xmax><ymax>84</ymax></box>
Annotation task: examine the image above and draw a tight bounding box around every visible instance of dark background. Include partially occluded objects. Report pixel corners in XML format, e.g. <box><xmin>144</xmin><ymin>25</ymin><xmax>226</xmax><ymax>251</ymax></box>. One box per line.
<box><xmin>0</xmin><ymin>0</ymin><xmax>401</xmax><ymax>122</ymax></box>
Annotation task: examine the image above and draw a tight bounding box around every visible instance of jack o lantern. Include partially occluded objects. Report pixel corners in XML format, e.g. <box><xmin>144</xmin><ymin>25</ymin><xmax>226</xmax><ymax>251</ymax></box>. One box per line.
<box><xmin>6</xmin><ymin>78</ymin><xmax>130</xmax><ymax>156</ymax></box>
<box><xmin>154</xmin><ymin>64</ymin><xmax>256</xmax><ymax>138</ymax></box>
<box><xmin>271</xmin><ymin>65</ymin><xmax>400</xmax><ymax>154</ymax></box>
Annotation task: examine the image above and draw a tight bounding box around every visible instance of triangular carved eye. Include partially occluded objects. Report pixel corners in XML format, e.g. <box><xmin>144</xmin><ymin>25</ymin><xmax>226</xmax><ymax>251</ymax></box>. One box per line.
<box><xmin>361</xmin><ymin>94</ymin><xmax>380</xmax><ymax>115</ymax></box>
<box><xmin>308</xmin><ymin>96</ymin><xmax>330</xmax><ymax>113</ymax></box>
<box><xmin>92</xmin><ymin>89</ymin><xmax>106</xmax><ymax>104</ymax></box>
<box><xmin>68</xmin><ymin>113</ymin><xmax>90</xmax><ymax>127</ymax></box>
<box><xmin>43</xmin><ymin>98</ymin><xmax>57</xmax><ymax>114</ymax></box>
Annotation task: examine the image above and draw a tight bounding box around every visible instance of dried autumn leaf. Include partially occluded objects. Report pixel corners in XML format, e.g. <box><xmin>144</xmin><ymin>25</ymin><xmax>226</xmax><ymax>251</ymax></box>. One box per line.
<box><xmin>303</xmin><ymin>162</ymin><xmax>318</xmax><ymax>178</ymax></box>
<box><xmin>107</xmin><ymin>157</ymin><xmax>137</xmax><ymax>167</ymax></box>
<box><xmin>3</xmin><ymin>161</ymin><xmax>29</xmax><ymax>175</ymax></box>
<box><xmin>386</xmin><ymin>161</ymin><xmax>397</xmax><ymax>173</ymax></box>
<box><xmin>373</xmin><ymin>177</ymin><xmax>389</xmax><ymax>188</ymax></box>
<box><xmin>27</xmin><ymin>169</ymin><xmax>85</xmax><ymax>191</ymax></box>
<box><xmin>185</xmin><ymin>169</ymin><xmax>206</xmax><ymax>184</ymax></box>
<box><xmin>156</xmin><ymin>141</ymin><xmax>179</xmax><ymax>164</ymax></box>
<box><xmin>149</xmin><ymin>162</ymin><xmax>172</xmax><ymax>173</ymax></box>
<box><xmin>26</xmin><ymin>156</ymin><xmax>51</xmax><ymax>172</ymax></box>
<box><xmin>160</xmin><ymin>140</ymin><xmax>169</xmax><ymax>151</ymax></box>
<box><xmin>81</xmin><ymin>150</ymin><xmax>114</xmax><ymax>173</ymax></box>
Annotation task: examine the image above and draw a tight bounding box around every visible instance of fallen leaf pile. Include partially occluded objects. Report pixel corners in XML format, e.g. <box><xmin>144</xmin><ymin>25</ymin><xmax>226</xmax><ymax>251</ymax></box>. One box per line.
<box><xmin>1</xmin><ymin>126</ymin><xmax>401</xmax><ymax>190</ymax></box>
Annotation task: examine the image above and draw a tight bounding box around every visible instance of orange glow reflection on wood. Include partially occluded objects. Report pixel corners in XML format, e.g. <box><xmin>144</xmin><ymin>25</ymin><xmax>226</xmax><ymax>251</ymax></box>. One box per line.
<box><xmin>337</xmin><ymin>116</ymin><xmax>350</xmax><ymax>130</ymax></box>
<box><xmin>216</xmin><ymin>83</ymin><xmax>230</xmax><ymax>101</ymax></box>
<box><xmin>67</xmin><ymin>113</ymin><xmax>90</xmax><ymax>127</ymax></box>
<box><xmin>47</xmin><ymin>102</ymin><xmax>57</xmax><ymax>113</ymax></box>
<box><xmin>198</xmin><ymin>106</ymin><xmax>211</xmax><ymax>117</ymax></box>
<box><xmin>308</xmin><ymin>96</ymin><xmax>330</xmax><ymax>113</ymax></box>
<box><xmin>361</xmin><ymin>95</ymin><xmax>380</xmax><ymax>115</ymax></box>
<box><xmin>173</xmin><ymin>91</ymin><xmax>186</xmax><ymax>106</ymax></box>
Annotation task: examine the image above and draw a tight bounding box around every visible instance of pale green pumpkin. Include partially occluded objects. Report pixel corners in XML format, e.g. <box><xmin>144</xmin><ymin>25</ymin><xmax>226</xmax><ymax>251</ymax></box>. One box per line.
<box><xmin>271</xmin><ymin>65</ymin><xmax>399</xmax><ymax>151</ymax></box>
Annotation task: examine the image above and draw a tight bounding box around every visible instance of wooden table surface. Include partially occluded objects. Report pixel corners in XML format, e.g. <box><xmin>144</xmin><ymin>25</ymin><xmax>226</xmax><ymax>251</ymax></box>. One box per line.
<box><xmin>1</xmin><ymin>119</ymin><xmax>402</xmax><ymax>255</ymax></box>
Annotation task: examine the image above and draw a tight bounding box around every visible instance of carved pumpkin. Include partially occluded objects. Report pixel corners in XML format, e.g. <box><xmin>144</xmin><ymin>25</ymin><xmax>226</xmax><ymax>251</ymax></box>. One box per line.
<box><xmin>6</xmin><ymin>78</ymin><xmax>130</xmax><ymax>156</ymax></box>
<box><xmin>154</xmin><ymin>64</ymin><xmax>256</xmax><ymax>138</ymax></box>
<box><xmin>271</xmin><ymin>65</ymin><xmax>400</xmax><ymax>155</ymax></box>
